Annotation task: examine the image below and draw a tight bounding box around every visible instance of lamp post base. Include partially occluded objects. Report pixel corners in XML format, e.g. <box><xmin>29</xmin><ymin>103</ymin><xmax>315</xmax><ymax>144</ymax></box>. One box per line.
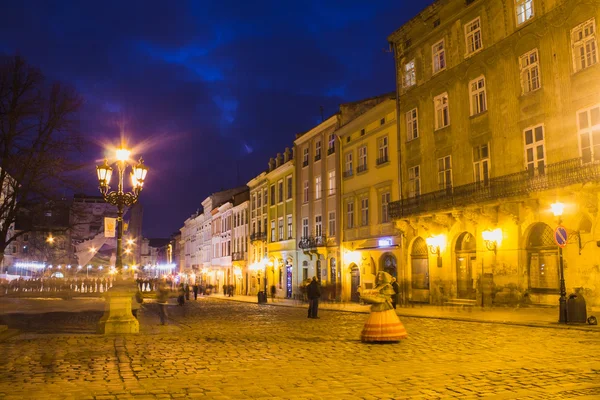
<box><xmin>559</xmin><ymin>297</ymin><xmax>568</xmax><ymax>324</ymax></box>
<box><xmin>97</xmin><ymin>278</ymin><xmax>139</xmax><ymax>334</ymax></box>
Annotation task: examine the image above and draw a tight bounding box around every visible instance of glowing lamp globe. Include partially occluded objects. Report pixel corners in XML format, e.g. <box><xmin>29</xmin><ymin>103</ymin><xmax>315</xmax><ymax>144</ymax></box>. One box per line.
<box><xmin>96</xmin><ymin>160</ymin><xmax>113</xmax><ymax>186</ymax></box>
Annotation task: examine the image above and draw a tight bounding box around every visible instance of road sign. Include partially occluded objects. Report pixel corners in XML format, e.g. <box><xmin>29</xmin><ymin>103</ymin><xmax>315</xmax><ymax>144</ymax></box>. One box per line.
<box><xmin>554</xmin><ymin>225</ymin><xmax>568</xmax><ymax>248</ymax></box>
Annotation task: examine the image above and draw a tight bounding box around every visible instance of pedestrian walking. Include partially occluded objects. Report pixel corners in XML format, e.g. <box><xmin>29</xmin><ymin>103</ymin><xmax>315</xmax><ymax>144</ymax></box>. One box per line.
<box><xmin>193</xmin><ymin>283</ymin><xmax>199</xmax><ymax>300</ymax></box>
<box><xmin>391</xmin><ymin>277</ymin><xmax>400</xmax><ymax>309</ymax></box>
<box><xmin>177</xmin><ymin>284</ymin><xmax>185</xmax><ymax>306</ymax></box>
<box><xmin>306</xmin><ymin>277</ymin><xmax>321</xmax><ymax>319</ymax></box>
<box><xmin>270</xmin><ymin>285</ymin><xmax>276</xmax><ymax>302</ymax></box>
<box><xmin>185</xmin><ymin>283</ymin><xmax>190</xmax><ymax>301</ymax></box>
<box><xmin>157</xmin><ymin>281</ymin><xmax>170</xmax><ymax>325</ymax></box>
<box><xmin>360</xmin><ymin>271</ymin><xmax>407</xmax><ymax>343</ymax></box>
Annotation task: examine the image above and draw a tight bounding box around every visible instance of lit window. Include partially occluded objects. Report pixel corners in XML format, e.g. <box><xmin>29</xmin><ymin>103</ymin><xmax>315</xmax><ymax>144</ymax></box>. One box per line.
<box><xmin>519</xmin><ymin>49</ymin><xmax>541</xmax><ymax>94</ymax></box>
<box><xmin>406</xmin><ymin>108</ymin><xmax>419</xmax><ymax>141</ymax></box>
<box><xmin>464</xmin><ymin>17</ymin><xmax>483</xmax><ymax>56</ymax></box>
<box><xmin>523</xmin><ymin>125</ymin><xmax>546</xmax><ymax>176</ymax></box>
<box><xmin>381</xmin><ymin>192</ymin><xmax>390</xmax><ymax>223</ymax></box>
<box><xmin>438</xmin><ymin>155</ymin><xmax>453</xmax><ymax>190</ymax></box>
<box><xmin>434</xmin><ymin>93</ymin><xmax>450</xmax><ymax>129</ymax></box>
<box><xmin>408</xmin><ymin>165</ymin><xmax>420</xmax><ymax>198</ymax></box>
<box><xmin>577</xmin><ymin>105</ymin><xmax>600</xmax><ymax>164</ymax></box>
<box><xmin>473</xmin><ymin>144</ymin><xmax>490</xmax><ymax>186</ymax></box>
<box><xmin>515</xmin><ymin>0</ymin><xmax>534</xmax><ymax>26</ymax></box>
<box><xmin>571</xmin><ymin>19</ymin><xmax>598</xmax><ymax>72</ymax></box>
<box><xmin>328</xmin><ymin>170</ymin><xmax>336</xmax><ymax>195</ymax></box>
<box><xmin>315</xmin><ymin>176</ymin><xmax>322</xmax><ymax>199</ymax></box>
<box><xmin>361</xmin><ymin>198</ymin><xmax>369</xmax><ymax>226</ymax></box>
<box><xmin>432</xmin><ymin>39</ymin><xmax>446</xmax><ymax>73</ymax></box>
<box><xmin>403</xmin><ymin>59</ymin><xmax>416</xmax><ymax>87</ymax></box>
<box><xmin>469</xmin><ymin>76</ymin><xmax>487</xmax><ymax>116</ymax></box>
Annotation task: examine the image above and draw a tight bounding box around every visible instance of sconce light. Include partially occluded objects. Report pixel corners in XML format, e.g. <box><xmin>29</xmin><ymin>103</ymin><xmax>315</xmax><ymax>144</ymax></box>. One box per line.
<box><xmin>482</xmin><ymin>228</ymin><xmax>503</xmax><ymax>255</ymax></box>
<box><xmin>426</xmin><ymin>234</ymin><xmax>446</xmax><ymax>268</ymax></box>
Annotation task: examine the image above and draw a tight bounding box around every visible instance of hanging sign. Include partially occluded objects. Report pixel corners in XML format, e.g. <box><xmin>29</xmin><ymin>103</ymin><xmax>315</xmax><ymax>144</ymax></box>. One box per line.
<box><xmin>104</xmin><ymin>217</ymin><xmax>116</xmax><ymax>238</ymax></box>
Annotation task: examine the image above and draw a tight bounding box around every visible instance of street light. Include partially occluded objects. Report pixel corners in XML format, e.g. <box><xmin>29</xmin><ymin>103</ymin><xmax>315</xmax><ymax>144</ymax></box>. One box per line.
<box><xmin>426</xmin><ymin>234</ymin><xmax>446</xmax><ymax>268</ymax></box>
<box><xmin>551</xmin><ymin>201</ymin><xmax>568</xmax><ymax>324</ymax></box>
<box><xmin>482</xmin><ymin>228</ymin><xmax>503</xmax><ymax>255</ymax></box>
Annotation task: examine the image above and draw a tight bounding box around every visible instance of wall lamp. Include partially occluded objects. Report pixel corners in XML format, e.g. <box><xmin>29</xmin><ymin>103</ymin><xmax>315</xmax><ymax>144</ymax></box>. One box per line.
<box><xmin>482</xmin><ymin>228</ymin><xmax>503</xmax><ymax>255</ymax></box>
<box><xmin>426</xmin><ymin>234</ymin><xmax>446</xmax><ymax>267</ymax></box>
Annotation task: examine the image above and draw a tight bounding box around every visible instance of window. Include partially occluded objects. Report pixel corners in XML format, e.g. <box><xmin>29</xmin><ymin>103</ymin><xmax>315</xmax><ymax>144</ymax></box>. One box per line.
<box><xmin>270</xmin><ymin>185</ymin><xmax>275</xmax><ymax>206</ymax></box>
<box><xmin>302</xmin><ymin>218</ymin><xmax>309</xmax><ymax>238</ymax></box>
<box><xmin>380</xmin><ymin>117</ymin><xmax>385</xmax><ymax>125</ymax></box>
<box><xmin>516</xmin><ymin>0</ymin><xmax>534</xmax><ymax>26</ymax></box>
<box><xmin>361</xmin><ymin>198</ymin><xmax>369</xmax><ymax>226</ymax></box>
<box><xmin>328</xmin><ymin>170</ymin><xmax>336</xmax><ymax>195</ymax></box>
<box><xmin>408</xmin><ymin>165</ymin><xmax>421</xmax><ymax>198</ymax></box>
<box><xmin>256</xmin><ymin>192</ymin><xmax>261</xmax><ymax>209</ymax></box>
<box><xmin>358</xmin><ymin>146</ymin><xmax>367</xmax><ymax>173</ymax></box>
<box><xmin>469</xmin><ymin>76</ymin><xmax>487</xmax><ymax>116</ymax></box>
<box><xmin>328</xmin><ymin>134</ymin><xmax>336</xmax><ymax>154</ymax></box>
<box><xmin>381</xmin><ymin>192</ymin><xmax>391</xmax><ymax>223</ymax></box>
<box><xmin>406</xmin><ymin>108</ymin><xmax>419</xmax><ymax>141</ymax></box>
<box><xmin>344</xmin><ymin>152</ymin><xmax>353</xmax><ymax>177</ymax></box>
<box><xmin>278</xmin><ymin>218</ymin><xmax>284</xmax><ymax>241</ymax></box>
<box><xmin>403</xmin><ymin>59</ymin><xmax>416</xmax><ymax>87</ymax></box>
<box><xmin>287</xmin><ymin>215</ymin><xmax>293</xmax><ymax>239</ymax></box>
<box><xmin>271</xmin><ymin>220</ymin><xmax>276</xmax><ymax>242</ymax></box>
<box><xmin>278</xmin><ymin>180</ymin><xmax>283</xmax><ymax>203</ymax></box>
<box><xmin>303</xmin><ymin>147</ymin><xmax>309</xmax><ymax>167</ymax></box>
<box><xmin>577</xmin><ymin>106</ymin><xmax>600</xmax><ymax>164</ymax></box>
<box><xmin>377</xmin><ymin>136</ymin><xmax>389</xmax><ymax>165</ymax></box>
<box><xmin>571</xmin><ymin>19</ymin><xmax>597</xmax><ymax>72</ymax></box>
<box><xmin>303</xmin><ymin>180</ymin><xmax>309</xmax><ymax>203</ymax></box>
<box><xmin>286</xmin><ymin>176</ymin><xmax>292</xmax><ymax>200</ymax></box>
<box><xmin>328</xmin><ymin>211</ymin><xmax>336</xmax><ymax>236</ymax></box>
<box><xmin>347</xmin><ymin>201</ymin><xmax>354</xmax><ymax>229</ymax></box>
<box><xmin>315</xmin><ymin>176</ymin><xmax>322</xmax><ymax>199</ymax></box>
<box><xmin>519</xmin><ymin>49</ymin><xmax>541</xmax><ymax>94</ymax></box>
<box><xmin>432</xmin><ymin>39</ymin><xmax>446</xmax><ymax>73</ymax></box>
<box><xmin>438</xmin><ymin>155</ymin><xmax>453</xmax><ymax>190</ymax></box>
<box><xmin>315</xmin><ymin>215</ymin><xmax>322</xmax><ymax>237</ymax></box>
<box><xmin>473</xmin><ymin>144</ymin><xmax>490</xmax><ymax>186</ymax></box>
<box><xmin>315</xmin><ymin>140</ymin><xmax>322</xmax><ymax>161</ymax></box>
<box><xmin>465</xmin><ymin>17</ymin><xmax>483</xmax><ymax>56</ymax></box>
<box><xmin>263</xmin><ymin>188</ymin><xmax>268</xmax><ymax>207</ymax></box>
<box><xmin>434</xmin><ymin>93</ymin><xmax>449</xmax><ymax>129</ymax></box>
<box><xmin>524</xmin><ymin>125</ymin><xmax>546</xmax><ymax>176</ymax></box>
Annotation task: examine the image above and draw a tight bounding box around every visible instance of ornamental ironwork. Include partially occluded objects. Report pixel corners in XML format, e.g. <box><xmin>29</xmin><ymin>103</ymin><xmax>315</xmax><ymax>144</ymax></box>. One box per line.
<box><xmin>298</xmin><ymin>235</ymin><xmax>327</xmax><ymax>250</ymax></box>
<box><xmin>250</xmin><ymin>232</ymin><xmax>267</xmax><ymax>242</ymax></box>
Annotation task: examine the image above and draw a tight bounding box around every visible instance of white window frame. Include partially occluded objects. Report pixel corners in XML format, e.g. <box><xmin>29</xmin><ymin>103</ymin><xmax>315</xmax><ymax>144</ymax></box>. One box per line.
<box><xmin>434</xmin><ymin>92</ymin><xmax>450</xmax><ymax>130</ymax></box>
<box><xmin>278</xmin><ymin>179</ymin><xmax>284</xmax><ymax>203</ymax></box>
<box><xmin>403</xmin><ymin>59</ymin><xmax>416</xmax><ymax>87</ymax></box>
<box><xmin>473</xmin><ymin>143</ymin><xmax>491</xmax><ymax>186</ymax></box>
<box><xmin>438</xmin><ymin>155</ymin><xmax>453</xmax><ymax>190</ymax></box>
<box><xmin>302</xmin><ymin>218</ymin><xmax>309</xmax><ymax>238</ymax></box>
<box><xmin>571</xmin><ymin>18</ymin><xmax>598</xmax><ymax>72</ymax></box>
<box><xmin>516</xmin><ymin>0</ymin><xmax>534</xmax><ymax>26</ymax></box>
<box><xmin>328</xmin><ymin>211</ymin><xmax>336</xmax><ymax>236</ymax></box>
<box><xmin>377</xmin><ymin>136</ymin><xmax>389</xmax><ymax>163</ymax></box>
<box><xmin>577</xmin><ymin>105</ymin><xmax>600</xmax><ymax>164</ymax></box>
<box><xmin>286</xmin><ymin>175</ymin><xmax>293</xmax><ymax>200</ymax></box>
<box><xmin>381</xmin><ymin>192</ymin><xmax>391</xmax><ymax>224</ymax></box>
<box><xmin>315</xmin><ymin>215</ymin><xmax>322</xmax><ymax>237</ymax></box>
<box><xmin>464</xmin><ymin>17</ymin><xmax>483</xmax><ymax>57</ymax></box>
<box><xmin>347</xmin><ymin>201</ymin><xmax>354</xmax><ymax>229</ymax></box>
<box><xmin>315</xmin><ymin>175</ymin><xmax>322</xmax><ymax>200</ymax></box>
<box><xmin>328</xmin><ymin>170</ymin><xmax>336</xmax><ymax>196</ymax></box>
<box><xmin>302</xmin><ymin>147</ymin><xmax>309</xmax><ymax>166</ymax></box>
<box><xmin>432</xmin><ymin>39</ymin><xmax>446</xmax><ymax>74</ymax></box>
<box><xmin>328</xmin><ymin>134</ymin><xmax>335</xmax><ymax>153</ymax></box>
<box><xmin>345</xmin><ymin>152</ymin><xmax>353</xmax><ymax>175</ymax></box>
<box><xmin>303</xmin><ymin>180</ymin><xmax>309</xmax><ymax>203</ymax></box>
<box><xmin>315</xmin><ymin>140</ymin><xmax>322</xmax><ymax>160</ymax></box>
<box><xmin>360</xmin><ymin>198</ymin><xmax>369</xmax><ymax>226</ymax></box>
<box><xmin>406</xmin><ymin>108</ymin><xmax>419</xmax><ymax>141</ymax></box>
<box><xmin>278</xmin><ymin>217</ymin><xmax>284</xmax><ymax>241</ymax></box>
<box><xmin>270</xmin><ymin>220</ymin><xmax>276</xmax><ymax>242</ymax></box>
<box><xmin>287</xmin><ymin>215</ymin><xmax>293</xmax><ymax>239</ymax></box>
<box><xmin>408</xmin><ymin>165</ymin><xmax>421</xmax><ymax>198</ymax></box>
<box><xmin>519</xmin><ymin>49</ymin><xmax>541</xmax><ymax>94</ymax></box>
<box><xmin>523</xmin><ymin>124</ymin><xmax>546</xmax><ymax>176</ymax></box>
<box><xmin>358</xmin><ymin>146</ymin><xmax>368</xmax><ymax>171</ymax></box>
<box><xmin>469</xmin><ymin>76</ymin><xmax>487</xmax><ymax>116</ymax></box>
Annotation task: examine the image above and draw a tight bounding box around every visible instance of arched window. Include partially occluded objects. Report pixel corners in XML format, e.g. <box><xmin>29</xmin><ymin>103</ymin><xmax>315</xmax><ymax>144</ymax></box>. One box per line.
<box><xmin>380</xmin><ymin>253</ymin><xmax>397</xmax><ymax>278</ymax></box>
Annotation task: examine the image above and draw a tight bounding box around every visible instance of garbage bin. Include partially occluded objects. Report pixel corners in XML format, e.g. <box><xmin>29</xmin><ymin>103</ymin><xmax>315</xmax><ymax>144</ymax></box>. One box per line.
<box><xmin>567</xmin><ymin>293</ymin><xmax>587</xmax><ymax>323</ymax></box>
<box><xmin>258</xmin><ymin>291</ymin><xmax>266</xmax><ymax>304</ymax></box>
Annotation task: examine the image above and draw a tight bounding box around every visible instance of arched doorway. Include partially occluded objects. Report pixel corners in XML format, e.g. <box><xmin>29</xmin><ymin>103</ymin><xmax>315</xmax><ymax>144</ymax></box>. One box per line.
<box><xmin>527</xmin><ymin>223</ymin><xmax>559</xmax><ymax>292</ymax></box>
<box><xmin>411</xmin><ymin>237</ymin><xmax>429</xmax><ymax>290</ymax></box>
<box><xmin>380</xmin><ymin>252</ymin><xmax>397</xmax><ymax>278</ymax></box>
<box><xmin>455</xmin><ymin>232</ymin><xmax>476</xmax><ymax>299</ymax></box>
<box><xmin>350</xmin><ymin>263</ymin><xmax>360</xmax><ymax>302</ymax></box>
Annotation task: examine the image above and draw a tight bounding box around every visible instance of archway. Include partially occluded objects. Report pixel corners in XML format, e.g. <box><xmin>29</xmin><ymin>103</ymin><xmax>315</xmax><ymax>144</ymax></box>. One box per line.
<box><xmin>526</xmin><ymin>223</ymin><xmax>559</xmax><ymax>292</ymax></box>
<box><xmin>380</xmin><ymin>252</ymin><xmax>397</xmax><ymax>278</ymax></box>
<box><xmin>455</xmin><ymin>232</ymin><xmax>476</xmax><ymax>299</ymax></box>
<box><xmin>349</xmin><ymin>263</ymin><xmax>360</xmax><ymax>302</ymax></box>
<box><xmin>410</xmin><ymin>237</ymin><xmax>429</xmax><ymax>290</ymax></box>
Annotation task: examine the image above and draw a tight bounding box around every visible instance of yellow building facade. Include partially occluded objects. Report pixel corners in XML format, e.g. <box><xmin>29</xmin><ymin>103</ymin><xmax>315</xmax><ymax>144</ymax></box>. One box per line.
<box><xmin>388</xmin><ymin>0</ymin><xmax>600</xmax><ymax>308</ymax></box>
<box><xmin>339</xmin><ymin>96</ymin><xmax>401</xmax><ymax>302</ymax></box>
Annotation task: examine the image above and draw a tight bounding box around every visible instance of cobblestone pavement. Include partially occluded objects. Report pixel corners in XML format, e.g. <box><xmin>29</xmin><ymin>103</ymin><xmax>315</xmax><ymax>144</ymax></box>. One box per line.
<box><xmin>0</xmin><ymin>298</ymin><xmax>599</xmax><ymax>400</ymax></box>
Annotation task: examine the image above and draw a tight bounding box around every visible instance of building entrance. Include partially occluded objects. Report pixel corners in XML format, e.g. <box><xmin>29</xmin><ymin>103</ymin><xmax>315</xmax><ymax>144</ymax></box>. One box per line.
<box><xmin>455</xmin><ymin>232</ymin><xmax>476</xmax><ymax>299</ymax></box>
<box><xmin>350</xmin><ymin>264</ymin><xmax>360</xmax><ymax>302</ymax></box>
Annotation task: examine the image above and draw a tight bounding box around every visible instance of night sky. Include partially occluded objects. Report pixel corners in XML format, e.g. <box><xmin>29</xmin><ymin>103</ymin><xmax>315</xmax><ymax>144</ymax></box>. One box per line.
<box><xmin>1</xmin><ymin>1</ymin><xmax>433</xmax><ymax>238</ymax></box>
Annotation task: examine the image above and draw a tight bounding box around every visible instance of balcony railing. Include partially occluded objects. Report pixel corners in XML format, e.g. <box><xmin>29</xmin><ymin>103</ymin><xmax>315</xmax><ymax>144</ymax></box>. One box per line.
<box><xmin>298</xmin><ymin>235</ymin><xmax>327</xmax><ymax>250</ymax></box>
<box><xmin>232</xmin><ymin>252</ymin><xmax>245</xmax><ymax>261</ymax></box>
<box><xmin>343</xmin><ymin>170</ymin><xmax>353</xmax><ymax>178</ymax></box>
<box><xmin>250</xmin><ymin>232</ymin><xmax>267</xmax><ymax>242</ymax></box>
<box><xmin>302</xmin><ymin>160</ymin><xmax>309</xmax><ymax>167</ymax></box>
<box><xmin>357</xmin><ymin>164</ymin><xmax>368</xmax><ymax>174</ymax></box>
<box><xmin>390</xmin><ymin>157</ymin><xmax>600</xmax><ymax>219</ymax></box>
<box><xmin>315</xmin><ymin>154</ymin><xmax>321</xmax><ymax>162</ymax></box>
<box><xmin>327</xmin><ymin>147</ymin><xmax>335</xmax><ymax>155</ymax></box>
<box><xmin>376</xmin><ymin>155</ymin><xmax>389</xmax><ymax>165</ymax></box>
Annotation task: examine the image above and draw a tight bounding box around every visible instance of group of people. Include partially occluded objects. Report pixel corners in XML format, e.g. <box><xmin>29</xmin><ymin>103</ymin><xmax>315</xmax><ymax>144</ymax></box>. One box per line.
<box><xmin>0</xmin><ymin>277</ymin><xmax>112</xmax><ymax>294</ymax></box>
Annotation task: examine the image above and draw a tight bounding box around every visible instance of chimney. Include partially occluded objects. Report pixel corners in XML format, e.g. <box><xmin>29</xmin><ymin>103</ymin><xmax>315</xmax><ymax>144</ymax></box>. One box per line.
<box><xmin>284</xmin><ymin>147</ymin><xmax>291</xmax><ymax>163</ymax></box>
<box><xmin>268</xmin><ymin>158</ymin><xmax>275</xmax><ymax>171</ymax></box>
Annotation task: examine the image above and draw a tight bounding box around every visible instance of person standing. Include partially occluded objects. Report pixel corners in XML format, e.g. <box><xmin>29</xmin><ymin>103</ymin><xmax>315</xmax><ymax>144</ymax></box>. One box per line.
<box><xmin>306</xmin><ymin>277</ymin><xmax>321</xmax><ymax>319</ymax></box>
<box><xmin>391</xmin><ymin>277</ymin><xmax>400</xmax><ymax>309</ymax></box>
<box><xmin>192</xmin><ymin>283</ymin><xmax>199</xmax><ymax>300</ymax></box>
<box><xmin>157</xmin><ymin>281</ymin><xmax>170</xmax><ymax>325</ymax></box>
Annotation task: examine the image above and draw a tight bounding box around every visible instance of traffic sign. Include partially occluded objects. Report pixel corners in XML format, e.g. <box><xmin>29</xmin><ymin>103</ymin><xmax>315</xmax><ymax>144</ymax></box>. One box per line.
<box><xmin>554</xmin><ymin>225</ymin><xmax>568</xmax><ymax>248</ymax></box>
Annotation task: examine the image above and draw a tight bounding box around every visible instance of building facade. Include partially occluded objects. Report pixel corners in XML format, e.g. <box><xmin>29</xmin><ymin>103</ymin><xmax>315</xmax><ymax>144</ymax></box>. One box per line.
<box><xmin>247</xmin><ymin>172</ymin><xmax>269</xmax><ymax>295</ymax></box>
<box><xmin>231</xmin><ymin>190</ymin><xmax>250</xmax><ymax>295</ymax></box>
<box><xmin>388</xmin><ymin>0</ymin><xmax>600</xmax><ymax>307</ymax></box>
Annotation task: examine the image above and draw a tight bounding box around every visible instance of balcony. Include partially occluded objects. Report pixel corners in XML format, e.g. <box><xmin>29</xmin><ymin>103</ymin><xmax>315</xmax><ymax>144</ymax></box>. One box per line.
<box><xmin>327</xmin><ymin>147</ymin><xmax>335</xmax><ymax>155</ymax></box>
<box><xmin>250</xmin><ymin>232</ymin><xmax>267</xmax><ymax>242</ymax></box>
<box><xmin>390</xmin><ymin>157</ymin><xmax>600</xmax><ymax>219</ymax></box>
<box><xmin>376</xmin><ymin>155</ymin><xmax>389</xmax><ymax>165</ymax></box>
<box><xmin>232</xmin><ymin>252</ymin><xmax>246</xmax><ymax>261</ymax></box>
<box><xmin>357</xmin><ymin>164</ymin><xmax>368</xmax><ymax>174</ymax></box>
<box><xmin>343</xmin><ymin>170</ymin><xmax>353</xmax><ymax>178</ymax></box>
<box><xmin>315</xmin><ymin>154</ymin><xmax>321</xmax><ymax>162</ymax></box>
<box><xmin>298</xmin><ymin>235</ymin><xmax>327</xmax><ymax>250</ymax></box>
<box><xmin>302</xmin><ymin>160</ymin><xmax>309</xmax><ymax>167</ymax></box>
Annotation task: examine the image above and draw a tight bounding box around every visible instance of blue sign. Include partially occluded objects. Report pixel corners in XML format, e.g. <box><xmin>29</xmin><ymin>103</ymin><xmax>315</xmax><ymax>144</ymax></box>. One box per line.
<box><xmin>554</xmin><ymin>226</ymin><xmax>568</xmax><ymax>248</ymax></box>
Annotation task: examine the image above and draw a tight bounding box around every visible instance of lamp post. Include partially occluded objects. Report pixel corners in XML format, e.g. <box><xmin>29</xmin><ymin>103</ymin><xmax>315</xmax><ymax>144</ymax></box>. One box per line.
<box><xmin>95</xmin><ymin>147</ymin><xmax>149</xmax><ymax>334</ymax></box>
<box><xmin>551</xmin><ymin>202</ymin><xmax>568</xmax><ymax>324</ymax></box>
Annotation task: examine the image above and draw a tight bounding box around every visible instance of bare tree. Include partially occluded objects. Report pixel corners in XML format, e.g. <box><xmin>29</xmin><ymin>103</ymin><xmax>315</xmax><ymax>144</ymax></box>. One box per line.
<box><xmin>0</xmin><ymin>55</ymin><xmax>83</xmax><ymax>267</ymax></box>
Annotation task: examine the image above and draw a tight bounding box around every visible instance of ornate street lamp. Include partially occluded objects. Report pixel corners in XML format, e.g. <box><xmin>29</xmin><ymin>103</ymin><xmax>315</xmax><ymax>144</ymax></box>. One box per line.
<box><xmin>551</xmin><ymin>202</ymin><xmax>568</xmax><ymax>324</ymax></box>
